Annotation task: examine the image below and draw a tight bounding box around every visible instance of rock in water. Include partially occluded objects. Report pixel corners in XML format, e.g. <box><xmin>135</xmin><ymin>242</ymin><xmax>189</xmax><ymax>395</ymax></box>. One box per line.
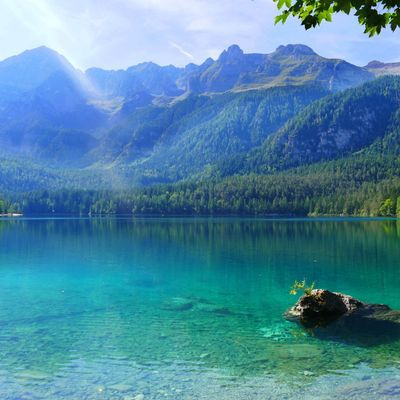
<box><xmin>285</xmin><ymin>289</ymin><xmax>366</xmax><ymax>327</ymax></box>
<box><xmin>285</xmin><ymin>289</ymin><xmax>400</xmax><ymax>346</ymax></box>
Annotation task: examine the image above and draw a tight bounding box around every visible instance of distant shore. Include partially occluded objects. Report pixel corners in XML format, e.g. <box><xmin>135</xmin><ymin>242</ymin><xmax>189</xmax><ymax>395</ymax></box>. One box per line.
<box><xmin>0</xmin><ymin>213</ymin><xmax>23</xmax><ymax>217</ymax></box>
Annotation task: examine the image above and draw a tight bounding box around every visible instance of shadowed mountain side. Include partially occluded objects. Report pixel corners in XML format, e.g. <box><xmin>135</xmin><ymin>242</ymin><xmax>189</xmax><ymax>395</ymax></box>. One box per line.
<box><xmin>218</xmin><ymin>76</ymin><xmax>400</xmax><ymax>176</ymax></box>
<box><xmin>90</xmin><ymin>85</ymin><xmax>329</xmax><ymax>177</ymax></box>
<box><xmin>0</xmin><ymin>70</ymin><xmax>107</xmax><ymax>165</ymax></box>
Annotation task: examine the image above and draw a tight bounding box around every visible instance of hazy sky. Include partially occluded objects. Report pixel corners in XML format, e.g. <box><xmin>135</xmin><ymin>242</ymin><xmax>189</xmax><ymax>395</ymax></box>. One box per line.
<box><xmin>1</xmin><ymin>0</ymin><xmax>400</xmax><ymax>70</ymax></box>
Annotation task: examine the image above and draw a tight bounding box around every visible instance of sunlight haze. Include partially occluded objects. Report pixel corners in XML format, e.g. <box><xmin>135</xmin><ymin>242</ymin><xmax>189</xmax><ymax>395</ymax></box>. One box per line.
<box><xmin>1</xmin><ymin>0</ymin><xmax>400</xmax><ymax>69</ymax></box>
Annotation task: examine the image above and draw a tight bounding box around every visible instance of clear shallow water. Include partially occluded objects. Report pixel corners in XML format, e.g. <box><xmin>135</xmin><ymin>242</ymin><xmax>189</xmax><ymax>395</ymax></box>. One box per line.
<box><xmin>0</xmin><ymin>217</ymin><xmax>400</xmax><ymax>399</ymax></box>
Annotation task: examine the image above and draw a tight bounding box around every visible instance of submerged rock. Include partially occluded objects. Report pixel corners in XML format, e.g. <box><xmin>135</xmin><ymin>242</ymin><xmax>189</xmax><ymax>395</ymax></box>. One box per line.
<box><xmin>161</xmin><ymin>297</ymin><xmax>194</xmax><ymax>312</ymax></box>
<box><xmin>271</xmin><ymin>343</ymin><xmax>324</xmax><ymax>360</ymax></box>
<box><xmin>212</xmin><ymin>307</ymin><xmax>235</xmax><ymax>316</ymax></box>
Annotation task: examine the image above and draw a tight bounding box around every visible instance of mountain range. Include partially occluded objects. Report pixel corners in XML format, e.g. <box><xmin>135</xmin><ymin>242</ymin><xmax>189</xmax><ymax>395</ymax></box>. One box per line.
<box><xmin>0</xmin><ymin>44</ymin><xmax>399</xmax><ymax>197</ymax></box>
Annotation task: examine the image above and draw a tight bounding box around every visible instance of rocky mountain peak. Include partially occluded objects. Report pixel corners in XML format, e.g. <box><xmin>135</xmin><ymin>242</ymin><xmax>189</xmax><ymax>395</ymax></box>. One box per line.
<box><xmin>365</xmin><ymin>60</ymin><xmax>386</xmax><ymax>69</ymax></box>
<box><xmin>218</xmin><ymin>44</ymin><xmax>244</xmax><ymax>62</ymax></box>
<box><xmin>274</xmin><ymin>44</ymin><xmax>316</xmax><ymax>57</ymax></box>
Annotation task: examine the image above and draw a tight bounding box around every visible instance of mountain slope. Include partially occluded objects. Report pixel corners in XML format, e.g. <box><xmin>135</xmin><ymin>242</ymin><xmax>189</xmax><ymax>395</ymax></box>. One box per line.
<box><xmin>0</xmin><ymin>47</ymin><xmax>108</xmax><ymax>165</ymax></box>
<box><xmin>94</xmin><ymin>84</ymin><xmax>329</xmax><ymax>182</ymax></box>
<box><xmin>237</xmin><ymin>76</ymin><xmax>400</xmax><ymax>174</ymax></box>
<box><xmin>0</xmin><ymin>69</ymin><xmax>107</xmax><ymax>165</ymax></box>
<box><xmin>0</xmin><ymin>46</ymin><xmax>79</xmax><ymax>91</ymax></box>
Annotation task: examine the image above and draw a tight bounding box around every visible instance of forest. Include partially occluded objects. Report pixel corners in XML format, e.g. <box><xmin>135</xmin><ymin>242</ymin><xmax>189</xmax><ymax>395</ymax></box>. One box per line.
<box><xmin>4</xmin><ymin>150</ymin><xmax>400</xmax><ymax>217</ymax></box>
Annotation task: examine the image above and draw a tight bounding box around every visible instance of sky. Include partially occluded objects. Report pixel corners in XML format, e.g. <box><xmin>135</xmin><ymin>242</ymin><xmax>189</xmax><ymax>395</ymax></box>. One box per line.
<box><xmin>1</xmin><ymin>0</ymin><xmax>400</xmax><ymax>71</ymax></box>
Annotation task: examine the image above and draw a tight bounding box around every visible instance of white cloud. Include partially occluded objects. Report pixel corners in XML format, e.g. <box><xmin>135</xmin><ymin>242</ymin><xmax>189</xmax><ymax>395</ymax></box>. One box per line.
<box><xmin>0</xmin><ymin>0</ymin><xmax>398</xmax><ymax>69</ymax></box>
<box><xmin>169</xmin><ymin>41</ymin><xmax>195</xmax><ymax>61</ymax></box>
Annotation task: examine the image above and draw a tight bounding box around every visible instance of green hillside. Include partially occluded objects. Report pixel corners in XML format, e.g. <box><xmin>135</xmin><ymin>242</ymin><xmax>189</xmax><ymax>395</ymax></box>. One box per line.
<box><xmin>96</xmin><ymin>84</ymin><xmax>329</xmax><ymax>182</ymax></box>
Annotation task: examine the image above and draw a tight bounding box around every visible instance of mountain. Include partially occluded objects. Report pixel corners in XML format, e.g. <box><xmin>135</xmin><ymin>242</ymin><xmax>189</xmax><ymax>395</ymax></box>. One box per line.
<box><xmin>0</xmin><ymin>70</ymin><xmax>106</xmax><ymax>165</ymax></box>
<box><xmin>185</xmin><ymin>44</ymin><xmax>373</xmax><ymax>93</ymax></box>
<box><xmin>86</xmin><ymin>62</ymin><xmax>184</xmax><ymax>99</ymax></box>
<box><xmin>0</xmin><ymin>44</ymin><xmax>396</xmax><ymax>195</ymax></box>
<box><xmin>84</xmin><ymin>44</ymin><xmax>374</xmax><ymax>181</ymax></box>
<box><xmin>0</xmin><ymin>47</ymin><xmax>107</xmax><ymax>164</ymax></box>
<box><xmin>85</xmin><ymin>44</ymin><xmax>373</xmax><ymax>105</ymax></box>
<box><xmin>0</xmin><ymin>46</ymin><xmax>80</xmax><ymax>91</ymax></box>
<box><xmin>365</xmin><ymin>60</ymin><xmax>400</xmax><ymax>77</ymax></box>
<box><xmin>0</xmin><ymin>47</ymin><xmax>80</xmax><ymax>108</ymax></box>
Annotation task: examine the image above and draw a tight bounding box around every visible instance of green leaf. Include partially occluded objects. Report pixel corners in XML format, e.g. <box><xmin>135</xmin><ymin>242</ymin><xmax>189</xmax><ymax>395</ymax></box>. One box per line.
<box><xmin>341</xmin><ymin>0</ymin><xmax>352</xmax><ymax>14</ymax></box>
<box><xmin>277</xmin><ymin>0</ymin><xmax>286</xmax><ymax>10</ymax></box>
<box><xmin>282</xmin><ymin>11</ymin><xmax>291</xmax><ymax>23</ymax></box>
<box><xmin>273</xmin><ymin>0</ymin><xmax>399</xmax><ymax>35</ymax></box>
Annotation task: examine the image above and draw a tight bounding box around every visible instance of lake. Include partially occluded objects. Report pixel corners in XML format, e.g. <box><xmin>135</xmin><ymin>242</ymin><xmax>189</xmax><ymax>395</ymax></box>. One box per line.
<box><xmin>0</xmin><ymin>217</ymin><xmax>400</xmax><ymax>399</ymax></box>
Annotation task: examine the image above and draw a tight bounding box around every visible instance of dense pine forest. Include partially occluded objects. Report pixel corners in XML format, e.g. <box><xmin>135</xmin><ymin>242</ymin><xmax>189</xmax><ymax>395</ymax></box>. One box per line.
<box><xmin>5</xmin><ymin>152</ymin><xmax>400</xmax><ymax>217</ymax></box>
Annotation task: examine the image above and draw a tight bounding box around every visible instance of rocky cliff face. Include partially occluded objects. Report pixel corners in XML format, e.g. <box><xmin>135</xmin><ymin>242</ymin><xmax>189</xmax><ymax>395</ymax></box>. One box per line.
<box><xmin>184</xmin><ymin>44</ymin><xmax>373</xmax><ymax>94</ymax></box>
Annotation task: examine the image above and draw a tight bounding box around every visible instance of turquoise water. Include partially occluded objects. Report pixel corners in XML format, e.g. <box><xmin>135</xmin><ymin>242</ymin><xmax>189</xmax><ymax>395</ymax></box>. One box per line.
<box><xmin>0</xmin><ymin>217</ymin><xmax>400</xmax><ymax>399</ymax></box>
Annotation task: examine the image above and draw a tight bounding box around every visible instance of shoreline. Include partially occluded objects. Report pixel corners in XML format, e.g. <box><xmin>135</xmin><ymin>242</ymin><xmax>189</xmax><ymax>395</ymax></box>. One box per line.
<box><xmin>0</xmin><ymin>214</ymin><xmax>396</xmax><ymax>221</ymax></box>
<box><xmin>0</xmin><ymin>213</ymin><xmax>23</xmax><ymax>217</ymax></box>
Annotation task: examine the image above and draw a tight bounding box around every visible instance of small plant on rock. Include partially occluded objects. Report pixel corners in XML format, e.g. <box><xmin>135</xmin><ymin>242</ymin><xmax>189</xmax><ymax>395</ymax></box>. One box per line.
<box><xmin>290</xmin><ymin>279</ymin><xmax>315</xmax><ymax>296</ymax></box>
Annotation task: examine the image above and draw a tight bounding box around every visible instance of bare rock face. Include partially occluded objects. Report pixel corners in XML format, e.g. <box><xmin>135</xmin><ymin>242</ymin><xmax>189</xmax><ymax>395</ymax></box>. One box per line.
<box><xmin>286</xmin><ymin>289</ymin><xmax>366</xmax><ymax>327</ymax></box>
